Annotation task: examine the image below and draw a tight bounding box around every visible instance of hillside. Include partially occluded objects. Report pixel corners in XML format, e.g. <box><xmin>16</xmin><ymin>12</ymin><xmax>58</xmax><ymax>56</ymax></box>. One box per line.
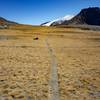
<box><xmin>0</xmin><ymin>17</ymin><xmax>17</xmax><ymax>28</ymax></box>
<box><xmin>51</xmin><ymin>7</ymin><xmax>100</xmax><ymax>26</ymax></box>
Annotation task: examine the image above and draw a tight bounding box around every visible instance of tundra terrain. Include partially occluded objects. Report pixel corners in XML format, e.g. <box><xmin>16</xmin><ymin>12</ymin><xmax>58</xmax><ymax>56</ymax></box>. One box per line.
<box><xmin>0</xmin><ymin>25</ymin><xmax>100</xmax><ymax>100</ymax></box>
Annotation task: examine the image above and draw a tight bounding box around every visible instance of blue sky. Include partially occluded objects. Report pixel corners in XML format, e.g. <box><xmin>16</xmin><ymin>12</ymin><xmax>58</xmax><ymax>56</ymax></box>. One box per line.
<box><xmin>0</xmin><ymin>0</ymin><xmax>100</xmax><ymax>25</ymax></box>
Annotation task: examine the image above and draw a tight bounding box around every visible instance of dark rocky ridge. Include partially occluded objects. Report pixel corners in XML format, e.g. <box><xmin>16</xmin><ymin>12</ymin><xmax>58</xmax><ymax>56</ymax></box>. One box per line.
<box><xmin>40</xmin><ymin>21</ymin><xmax>50</xmax><ymax>26</ymax></box>
<box><xmin>51</xmin><ymin>7</ymin><xmax>100</xmax><ymax>26</ymax></box>
<box><xmin>0</xmin><ymin>17</ymin><xmax>18</xmax><ymax>29</ymax></box>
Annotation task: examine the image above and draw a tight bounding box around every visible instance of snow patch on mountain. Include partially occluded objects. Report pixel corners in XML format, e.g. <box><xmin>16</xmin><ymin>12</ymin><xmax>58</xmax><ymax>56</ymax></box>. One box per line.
<box><xmin>43</xmin><ymin>15</ymin><xmax>74</xmax><ymax>26</ymax></box>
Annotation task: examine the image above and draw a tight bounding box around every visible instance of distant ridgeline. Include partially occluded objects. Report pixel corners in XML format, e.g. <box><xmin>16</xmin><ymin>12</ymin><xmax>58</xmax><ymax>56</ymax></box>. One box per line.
<box><xmin>0</xmin><ymin>17</ymin><xmax>18</xmax><ymax>29</ymax></box>
<box><xmin>51</xmin><ymin>7</ymin><xmax>100</xmax><ymax>26</ymax></box>
<box><xmin>1</xmin><ymin>7</ymin><xmax>100</xmax><ymax>29</ymax></box>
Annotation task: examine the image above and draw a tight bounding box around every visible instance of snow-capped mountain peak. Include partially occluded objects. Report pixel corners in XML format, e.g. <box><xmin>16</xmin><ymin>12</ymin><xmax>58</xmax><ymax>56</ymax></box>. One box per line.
<box><xmin>62</xmin><ymin>15</ymin><xmax>74</xmax><ymax>20</ymax></box>
<box><xmin>41</xmin><ymin>15</ymin><xmax>74</xmax><ymax>26</ymax></box>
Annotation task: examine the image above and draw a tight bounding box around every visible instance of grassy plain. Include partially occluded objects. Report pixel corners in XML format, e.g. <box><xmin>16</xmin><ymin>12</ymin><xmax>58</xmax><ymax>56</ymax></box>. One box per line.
<box><xmin>0</xmin><ymin>24</ymin><xmax>100</xmax><ymax>100</ymax></box>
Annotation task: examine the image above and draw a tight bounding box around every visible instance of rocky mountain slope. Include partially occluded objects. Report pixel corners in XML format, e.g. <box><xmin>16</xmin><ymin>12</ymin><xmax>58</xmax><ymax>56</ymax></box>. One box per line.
<box><xmin>51</xmin><ymin>7</ymin><xmax>100</xmax><ymax>26</ymax></box>
<box><xmin>41</xmin><ymin>15</ymin><xmax>74</xmax><ymax>26</ymax></box>
<box><xmin>0</xmin><ymin>17</ymin><xmax>17</xmax><ymax>28</ymax></box>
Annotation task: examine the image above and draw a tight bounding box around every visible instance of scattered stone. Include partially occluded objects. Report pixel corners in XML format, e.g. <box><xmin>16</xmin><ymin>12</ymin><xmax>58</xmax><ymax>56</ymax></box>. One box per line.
<box><xmin>33</xmin><ymin>37</ymin><xmax>39</xmax><ymax>40</ymax></box>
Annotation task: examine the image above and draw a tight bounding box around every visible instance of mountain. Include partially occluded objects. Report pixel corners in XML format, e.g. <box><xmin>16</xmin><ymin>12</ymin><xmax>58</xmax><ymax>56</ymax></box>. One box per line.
<box><xmin>41</xmin><ymin>15</ymin><xmax>74</xmax><ymax>26</ymax></box>
<box><xmin>0</xmin><ymin>17</ymin><xmax>18</xmax><ymax>28</ymax></box>
<box><xmin>40</xmin><ymin>21</ymin><xmax>50</xmax><ymax>26</ymax></box>
<box><xmin>51</xmin><ymin>7</ymin><xmax>100</xmax><ymax>26</ymax></box>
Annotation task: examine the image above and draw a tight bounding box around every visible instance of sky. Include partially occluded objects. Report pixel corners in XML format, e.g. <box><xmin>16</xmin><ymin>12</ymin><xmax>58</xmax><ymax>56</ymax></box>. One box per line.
<box><xmin>0</xmin><ymin>0</ymin><xmax>100</xmax><ymax>25</ymax></box>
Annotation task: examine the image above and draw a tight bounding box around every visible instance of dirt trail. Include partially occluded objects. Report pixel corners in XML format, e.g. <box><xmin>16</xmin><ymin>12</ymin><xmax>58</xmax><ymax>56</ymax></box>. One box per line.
<box><xmin>45</xmin><ymin>39</ymin><xmax>60</xmax><ymax>100</ymax></box>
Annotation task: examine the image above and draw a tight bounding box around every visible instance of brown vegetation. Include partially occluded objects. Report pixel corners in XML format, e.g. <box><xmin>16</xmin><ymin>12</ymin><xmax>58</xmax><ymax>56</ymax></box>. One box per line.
<box><xmin>0</xmin><ymin>25</ymin><xmax>100</xmax><ymax>100</ymax></box>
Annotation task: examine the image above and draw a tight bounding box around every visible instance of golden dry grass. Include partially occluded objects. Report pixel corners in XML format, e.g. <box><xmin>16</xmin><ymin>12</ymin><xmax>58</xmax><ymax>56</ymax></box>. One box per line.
<box><xmin>9</xmin><ymin>24</ymin><xmax>94</xmax><ymax>34</ymax></box>
<box><xmin>0</xmin><ymin>25</ymin><xmax>100</xmax><ymax>100</ymax></box>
